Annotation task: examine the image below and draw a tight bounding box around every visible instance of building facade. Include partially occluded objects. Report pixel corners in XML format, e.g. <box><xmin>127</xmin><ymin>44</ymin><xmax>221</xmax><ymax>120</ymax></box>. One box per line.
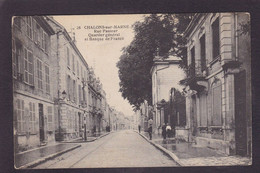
<box><xmin>182</xmin><ymin>13</ymin><xmax>251</xmax><ymax>156</ymax></box>
<box><xmin>150</xmin><ymin>56</ymin><xmax>185</xmax><ymax>134</ymax></box>
<box><xmin>47</xmin><ymin>17</ymin><xmax>91</xmax><ymax>141</ymax></box>
<box><xmin>12</xmin><ymin>16</ymin><xmax>56</xmax><ymax>151</ymax></box>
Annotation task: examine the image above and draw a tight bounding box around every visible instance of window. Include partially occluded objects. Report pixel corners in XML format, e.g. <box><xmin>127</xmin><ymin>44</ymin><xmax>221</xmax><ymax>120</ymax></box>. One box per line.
<box><xmin>212</xmin><ymin>80</ymin><xmax>222</xmax><ymax>126</ymax></box>
<box><xmin>14</xmin><ymin>16</ymin><xmax>21</xmax><ymax>29</ymax></box>
<box><xmin>81</xmin><ymin>66</ymin><xmax>83</xmax><ymax>79</ymax></box>
<box><xmin>190</xmin><ymin>46</ymin><xmax>195</xmax><ymax>76</ymax></box>
<box><xmin>26</xmin><ymin>16</ymin><xmax>33</xmax><ymax>39</ymax></box>
<box><xmin>16</xmin><ymin>99</ymin><xmax>25</xmax><ymax>133</ymax></box>
<box><xmin>12</xmin><ymin>39</ymin><xmax>21</xmax><ymax>78</ymax></box>
<box><xmin>42</xmin><ymin>31</ymin><xmax>46</xmax><ymax>50</ymax></box>
<box><xmin>44</xmin><ymin>33</ymin><xmax>48</xmax><ymax>53</ymax></box>
<box><xmin>78</xmin><ymin>84</ymin><xmax>81</xmax><ymax>104</ymax></box>
<box><xmin>67</xmin><ymin>75</ymin><xmax>71</xmax><ymax>100</ymax></box>
<box><xmin>45</xmin><ymin>65</ymin><xmax>50</xmax><ymax>94</ymax></box>
<box><xmin>48</xmin><ymin>106</ymin><xmax>53</xmax><ymax>131</ymax></box>
<box><xmin>37</xmin><ymin>58</ymin><xmax>43</xmax><ymax>91</ymax></box>
<box><xmin>67</xmin><ymin>47</ymin><xmax>70</xmax><ymax>67</ymax></box>
<box><xmin>212</xmin><ymin>18</ymin><xmax>220</xmax><ymax>59</ymax></box>
<box><xmin>199</xmin><ymin>94</ymin><xmax>207</xmax><ymax>126</ymax></box>
<box><xmin>77</xmin><ymin>61</ymin><xmax>79</xmax><ymax>76</ymax></box>
<box><xmin>73</xmin><ymin>80</ymin><xmax>77</xmax><ymax>103</ymax></box>
<box><xmin>29</xmin><ymin>102</ymin><xmax>36</xmax><ymax>133</ymax></box>
<box><xmin>24</xmin><ymin>49</ymin><xmax>34</xmax><ymax>85</ymax></box>
<box><xmin>72</xmin><ymin>54</ymin><xmax>75</xmax><ymax>72</ymax></box>
<box><xmin>200</xmin><ymin>34</ymin><xmax>206</xmax><ymax>71</ymax></box>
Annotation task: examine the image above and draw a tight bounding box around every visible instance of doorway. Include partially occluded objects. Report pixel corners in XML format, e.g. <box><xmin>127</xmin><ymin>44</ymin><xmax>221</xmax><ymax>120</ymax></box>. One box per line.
<box><xmin>39</xmin><ymin>103</ymin><xmax>45</xmax><ymax>142</ymax></box>
<box><xmin>234</xmin><ymin>70</ymin><xmax>247</xmax><ymax>156</ymax></box>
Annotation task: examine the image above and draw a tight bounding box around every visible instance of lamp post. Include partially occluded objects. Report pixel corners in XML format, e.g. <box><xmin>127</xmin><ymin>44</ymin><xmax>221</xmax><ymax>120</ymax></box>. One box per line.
<box><xmin>58</xmin><ymin>90</ymin><xmax>66</xmax><ymax>141</ymax></box>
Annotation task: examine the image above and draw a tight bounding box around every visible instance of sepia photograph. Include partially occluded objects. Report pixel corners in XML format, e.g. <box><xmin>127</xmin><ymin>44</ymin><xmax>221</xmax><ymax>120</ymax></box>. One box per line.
<box><xmin>11</xmin><ymin>13</ymin><xmax>252</xmax><ymax>169</ymax></box>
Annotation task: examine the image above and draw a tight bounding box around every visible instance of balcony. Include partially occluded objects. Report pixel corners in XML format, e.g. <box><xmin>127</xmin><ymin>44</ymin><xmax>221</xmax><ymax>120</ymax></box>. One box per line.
<box><xmin>180</xmin><ymin>65</ymin><xmax>208</xmax><ymax>93</ymax></box>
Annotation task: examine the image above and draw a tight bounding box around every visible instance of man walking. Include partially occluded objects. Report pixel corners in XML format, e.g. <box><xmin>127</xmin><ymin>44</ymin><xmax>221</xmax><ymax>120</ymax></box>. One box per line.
<box><xmin>162</xmin><ymin>123</ymin><xmax>166</xmax><ymax>140</ymax></box>
<box><xmin>148</xmin><ymin>118</ymin><xmax>153</xmax><ymax>140</ymax></box>
<box><xmin>138</xmin><ymin>125</ymin><xmax>141</xmax><ymax>133</ymax></box>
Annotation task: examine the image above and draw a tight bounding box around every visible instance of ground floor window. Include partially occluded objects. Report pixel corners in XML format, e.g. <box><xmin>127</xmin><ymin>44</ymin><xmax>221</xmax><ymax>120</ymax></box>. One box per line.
<box><xmin>212</xmin><ymin>79</ymin><xmax>222</xmax><ymax>126</ymax></box>
<box><xmin>16</xmin><ymin>99</ymin><xmax>25</xmax><ymax>133</ymax></box>
<box><xmin>48</xmin><ymin>106</ymin><xmax>53</xmax><ymax>131</ymax></box>
<box><xmin>29</xmin><ymin>102</ymin><xmax>36</xmax><ymax>133</ymax></box>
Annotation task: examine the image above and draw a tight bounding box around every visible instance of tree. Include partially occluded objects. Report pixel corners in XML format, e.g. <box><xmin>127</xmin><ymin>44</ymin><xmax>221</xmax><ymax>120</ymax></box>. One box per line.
<box><xmin>117</xmin><ymin>14</ymin><xmax>194</xmax><ymax>110</ymax></box>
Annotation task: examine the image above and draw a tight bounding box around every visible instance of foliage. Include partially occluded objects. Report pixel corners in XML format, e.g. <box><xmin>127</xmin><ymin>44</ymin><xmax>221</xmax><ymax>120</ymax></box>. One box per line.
<box><xmin>117</xmin><ymin>14</ymin><xmax>194</xmax><ymax>110</ymax></box>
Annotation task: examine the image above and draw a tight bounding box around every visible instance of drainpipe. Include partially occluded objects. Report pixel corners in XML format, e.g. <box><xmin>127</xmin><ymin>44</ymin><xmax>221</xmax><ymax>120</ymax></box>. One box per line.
<box><xmin>56</xmin><ymin>30</ymin><xmax>63</xmax><ymax>140</ymax></box>
<box><xmin>235</xmin><ymin>13</ymin><xmax>238</xmax><ymax>60</ymax></box>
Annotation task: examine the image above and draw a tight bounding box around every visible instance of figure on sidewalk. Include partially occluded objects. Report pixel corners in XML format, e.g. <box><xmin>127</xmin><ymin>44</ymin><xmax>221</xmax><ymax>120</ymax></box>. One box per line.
<box><xmin>148</xmin><ymin>118</ymin><xmax>153</xmax><ymax>140</ymax></box>
<box><xmin>138</xmin><ymin>125</ymin><xmax>141</xmax><ymax>133</ymax></box>
<box><xmin>162</xmin><ymin>123</ymin><xmax>166</xmax><ymax>140</ymax></box>
<box><xmin>148</xmin><ymin>124</ymin><xmax>152</xmax><ymax>140</ymax></box>
<box><xmin>166</xmin><ymin>123</ymin><xmax>171</xmax><ymax>138</ymax></box>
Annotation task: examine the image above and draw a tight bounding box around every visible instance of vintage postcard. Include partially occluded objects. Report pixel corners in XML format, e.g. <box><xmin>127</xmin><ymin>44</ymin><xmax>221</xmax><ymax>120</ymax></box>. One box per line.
<box><xmin>12</xmin><ymin>13</ymin><xmax>252</xmax><ymax>169</ymax></box>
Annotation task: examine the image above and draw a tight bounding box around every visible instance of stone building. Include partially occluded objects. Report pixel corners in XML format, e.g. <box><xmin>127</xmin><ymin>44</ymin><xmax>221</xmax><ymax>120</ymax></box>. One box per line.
<box><xmin>182</xmin><ymin>13</ymin><xmax>251</xmax><ymax>156</ymax></box>
<box><xmin>12</xmin><ymin>16</ymin><xmax>56</xmax><ymax>150</ymax></box>
<box><xmin>150</xmin><ymin>55</ymin><xmax>185</xmax><ymax>134</ymax></box>
<box><xmin>46</xmin><ymin>17</ymin><xmax>91</xmax><ymax>141</ymax></box>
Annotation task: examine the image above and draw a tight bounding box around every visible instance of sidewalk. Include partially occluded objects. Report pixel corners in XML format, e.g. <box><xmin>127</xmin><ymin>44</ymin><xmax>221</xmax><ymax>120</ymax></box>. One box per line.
<box><xmin>15</xmin><ymin>132</ymin><xmax>111</xmax><ymax>169</ymax></box>
<box><xmin>62</xmin><ymin>132</ymin><xmax>111</xmax><ymax>143</ymax></box>
<box><xmin>138</xmin><ymin>131</ymin><xmax>252</xmax><ymax>166</ymax></box>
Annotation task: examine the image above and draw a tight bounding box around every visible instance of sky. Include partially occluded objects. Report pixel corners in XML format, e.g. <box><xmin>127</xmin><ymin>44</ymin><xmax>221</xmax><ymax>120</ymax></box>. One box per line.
<box><xmin>53</xmin><ymin>14</ymin><xmax>145</xmax><ymax>116</ymax></box>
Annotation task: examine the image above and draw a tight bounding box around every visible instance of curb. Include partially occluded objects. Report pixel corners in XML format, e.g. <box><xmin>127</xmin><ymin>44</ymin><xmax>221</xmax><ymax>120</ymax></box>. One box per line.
<box><xmin>60</xmin><ymin>132</ymin><xmax>111</xmax><ymax>143</ymax></box>
<box><xmin>135</xmin><ymin>131</ymin><xmax>184</xmax><ymax>166</ymax></box>
<box><xmin>16</xmin><ymin>144</ymin><xmax>82</xmax><ymax>169</ymax></box>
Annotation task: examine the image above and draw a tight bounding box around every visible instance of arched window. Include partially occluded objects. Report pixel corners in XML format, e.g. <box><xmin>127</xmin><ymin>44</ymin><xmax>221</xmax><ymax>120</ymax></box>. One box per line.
<box><xmin>211</xmin><ymin>79</ymin><xmax>222</xmax><ymax>126</ymax></box>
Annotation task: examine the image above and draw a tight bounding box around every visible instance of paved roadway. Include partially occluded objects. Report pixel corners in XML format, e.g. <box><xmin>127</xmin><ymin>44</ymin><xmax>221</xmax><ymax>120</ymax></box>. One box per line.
<box><xmin>34</xmin><ymin>130</ymin><xmax>178</xmax><ymax>168</ymax></box>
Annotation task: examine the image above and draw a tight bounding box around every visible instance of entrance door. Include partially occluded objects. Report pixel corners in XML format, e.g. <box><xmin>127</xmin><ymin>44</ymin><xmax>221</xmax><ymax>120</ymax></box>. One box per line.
<box><xmin>39</xmin><ymin>103</ymin><xmax>45</xmax><ymax>142</ymax></box>
<box><xmin>235</xmin><ymin>70</ymin><xmax>247</xmax><ymax>156</ymax></box>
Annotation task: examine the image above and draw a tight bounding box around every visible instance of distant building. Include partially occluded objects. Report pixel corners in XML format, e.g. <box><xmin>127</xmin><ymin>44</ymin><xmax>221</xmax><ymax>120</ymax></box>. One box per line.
<box><xmin>150</xmin><ymin>55</ymin><xmax>185</xmax><ymax>134</ymax></box>
<box><xmin>182</xmin><ymin>13</ymin><xmax>251</xmax><ymax>156</ymax></box>
<box><xmin>12</xmin><ymin>16</ymin><xmax>55</xmax><ymax>150</ymax></box>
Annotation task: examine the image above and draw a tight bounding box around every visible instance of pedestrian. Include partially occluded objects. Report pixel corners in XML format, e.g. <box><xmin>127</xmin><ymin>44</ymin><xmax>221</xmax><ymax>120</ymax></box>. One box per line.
<box><xmin>138</xmin><ymin>125</ymin><xmax>141</xmax><ymax>133</ymax></box>
<box><xmin>162</xmin><ymin>123</ymin><xmax>166</xmax><ymax>140</ymax></box>
<box><xmin>148</xmin><ymin>124</ymin><xmax>152</xmax><ymax>140</ymax></box>
<box><xmin>166</xmin><ymin>123</ymin><xmax>172</xmax><ymax>138</ymax></box>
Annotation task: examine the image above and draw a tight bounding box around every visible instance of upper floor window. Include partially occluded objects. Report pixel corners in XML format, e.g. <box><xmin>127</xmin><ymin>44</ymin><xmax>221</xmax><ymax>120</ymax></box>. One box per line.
<box><xmin>37</xmin><ymin>58</ymin><xmax>43</xmax><ymax>91</ymax></box>
<box><xmin>67</xmin><ymin>75</ymin><xmax>71</xmax><ymax>100</ymax></box>
<box><xmin>45</xmin><ymin>65</ymin><xmax>50</xmax><ymax>94</ymax></box>
<box><xmin>200</xmin><ymin>34</ymin><xmax>206</xmax><ymax>71</ymax></box>
<box><xmin>190</xmin><ymin>46</ymin><xmax>195</xmax><ymax>76</ymax></box>
<box><xmin>67</xmin><ymin>47</ymin><xmax>70</xmax><ymax>67</ymax></box>
<box><xmin>212</xmin><ymin>17</ymin><xmax>220</xmax><ymax>59</ymax></box>
<box><xmin>72</xmin><ymin>54</ymin><xmax>75</xmax><ymax>72</ymax></box>
<box><xmin>12</xmin><ymin>40</ymin><xmax>22</xmax><ymax>78</ymax></box>
<box><xmin>24</xmin><ymin>49</ymin><xmax>34</xmax><ymax>85</ymax></box>
<box><xmin>77</xmin><ymin>61</ymin><xmax>79</xmax><ymax>76</ymax></box>
<box><xmin>26</xmin><ymin>17</ymin><xmax>33</xmax><ymax>40</ymax></box>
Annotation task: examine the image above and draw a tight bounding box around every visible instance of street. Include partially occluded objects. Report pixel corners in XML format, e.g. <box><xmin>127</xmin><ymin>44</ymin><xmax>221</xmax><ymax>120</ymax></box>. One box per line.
<box><xmin>34</xmin><ymin>130</ymin><xmax>178</xmax><ymax>168</ymax></box>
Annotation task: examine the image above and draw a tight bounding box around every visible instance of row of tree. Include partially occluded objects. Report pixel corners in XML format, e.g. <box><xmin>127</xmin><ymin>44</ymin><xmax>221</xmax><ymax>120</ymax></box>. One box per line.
<box><xmin>117</xmin><ymin>14</ymin><xmax>194</xmax><ymax>110</ymax></box>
